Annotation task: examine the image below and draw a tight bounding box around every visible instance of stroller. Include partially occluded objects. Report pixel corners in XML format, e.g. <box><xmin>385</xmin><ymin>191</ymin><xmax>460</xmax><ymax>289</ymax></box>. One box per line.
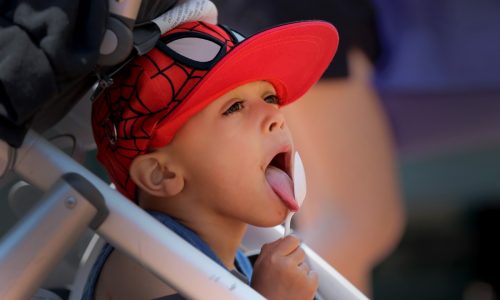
<box><xmin>0</xmin><ymin>1</ymin><xmax>368</xmax><ymax>299</ymax></box>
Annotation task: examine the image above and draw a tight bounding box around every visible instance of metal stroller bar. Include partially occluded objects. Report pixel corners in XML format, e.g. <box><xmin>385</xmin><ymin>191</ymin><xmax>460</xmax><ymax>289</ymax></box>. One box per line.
<box><xmin>0</xmin><ymin>130</ymin><xmax>265</xmax><ymax>299</ymax></box>
<box><xmin>0</xmin><ymin>130</ymin><xmax>374</xmax><ymax>297</ymax></box>
<box><xmin>0</xmin><ymin>130</ymin><xmax>369</xmax><ymax>300</ymax></box>
<box><xmin>243</xmin><ymin>226</ymin><xmax>369</xmax><ymax>300</ymax></box>
<box><xmin>0</xmin><ymin>176</ymin><xmax>98</xmax><ymax>299</ymax></box>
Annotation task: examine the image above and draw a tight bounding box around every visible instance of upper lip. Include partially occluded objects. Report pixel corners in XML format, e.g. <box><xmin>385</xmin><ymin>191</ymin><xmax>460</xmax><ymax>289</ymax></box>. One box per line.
<box><xmin>265</xmin><ymin>142</ymin><xmax>293</xmax><ymax>179</ymax></box>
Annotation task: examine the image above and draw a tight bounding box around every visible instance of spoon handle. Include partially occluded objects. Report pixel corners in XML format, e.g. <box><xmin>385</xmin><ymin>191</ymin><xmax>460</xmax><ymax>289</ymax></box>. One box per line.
<box><xmin>283</xmin><ymin>213</ymin><xmax>294</xmax><ymax>236</ymax></box>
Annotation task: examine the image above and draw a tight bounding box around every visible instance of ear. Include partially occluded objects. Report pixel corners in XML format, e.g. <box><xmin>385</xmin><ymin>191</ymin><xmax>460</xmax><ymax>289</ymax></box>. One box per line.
<box><xmin>129</xmin><ymin>152</ymin><xmax>184</xmax><ymax>198</ymax></box>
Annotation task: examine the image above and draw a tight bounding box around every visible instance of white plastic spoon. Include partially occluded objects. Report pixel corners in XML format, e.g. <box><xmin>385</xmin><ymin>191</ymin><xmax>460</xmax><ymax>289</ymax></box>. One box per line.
<box><xmin>284</xmin><ymin>151</ymin><xmax>307</xmax><ymax>236</ymax></box>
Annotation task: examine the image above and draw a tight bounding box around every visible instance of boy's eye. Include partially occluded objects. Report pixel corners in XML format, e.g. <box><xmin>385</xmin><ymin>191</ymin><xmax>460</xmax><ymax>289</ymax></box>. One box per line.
<box><xmin>264</xmin><ymin>94</ymin><xmax>280</xmax><ymax>105</ymax></box>
<box><xmin>223</xmin><ymin>101</ymin><xmax>245</xmax><ymax>116</ymax></box>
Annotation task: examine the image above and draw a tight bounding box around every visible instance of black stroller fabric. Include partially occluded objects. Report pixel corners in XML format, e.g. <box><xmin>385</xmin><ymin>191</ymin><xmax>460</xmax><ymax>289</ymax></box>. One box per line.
<box><xmin>0</xmin><ymin>0</ymin><xmax>108</xmax><ymax>147</ymax></box>
<box><xmin>0</xmin><ymin>0</ymin><xmax>177</xmax><ymax>148</ymax></box>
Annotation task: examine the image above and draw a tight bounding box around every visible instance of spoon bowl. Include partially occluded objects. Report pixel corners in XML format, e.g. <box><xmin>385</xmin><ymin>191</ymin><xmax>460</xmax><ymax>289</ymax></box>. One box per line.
<box><xmin>284</xmin><ymin>151</ymin><xmax>307</xmax><ymax>236</ymax></box>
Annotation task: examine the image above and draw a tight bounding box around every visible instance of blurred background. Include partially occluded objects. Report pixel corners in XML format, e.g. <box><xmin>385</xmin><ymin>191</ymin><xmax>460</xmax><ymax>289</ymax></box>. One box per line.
<box><xmin>373</xmin><ymin>2</ymin><xmax>500</xmax><ymax>299</ymax></box>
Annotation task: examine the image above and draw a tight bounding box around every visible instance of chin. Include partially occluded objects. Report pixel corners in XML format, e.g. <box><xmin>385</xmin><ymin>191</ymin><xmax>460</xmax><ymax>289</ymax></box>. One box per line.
<box><xmin>255</xmin><ymin>210</ymin><xmax>289</xmax><ymax>228</ymax></box>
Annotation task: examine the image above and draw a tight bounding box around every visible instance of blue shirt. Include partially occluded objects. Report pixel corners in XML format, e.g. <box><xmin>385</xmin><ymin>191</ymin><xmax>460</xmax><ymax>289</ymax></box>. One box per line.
<box><xmin>82</xmin><ymin>211</ymin><xmax>253</xmax><ymax>299</ymax></box>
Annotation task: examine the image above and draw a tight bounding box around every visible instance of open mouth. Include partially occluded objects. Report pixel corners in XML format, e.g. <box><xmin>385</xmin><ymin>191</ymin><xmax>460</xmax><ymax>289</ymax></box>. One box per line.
<box><xmin>268</xmin><ymin>151</ymin><xmax>292</xmax><ymax>179</ymax></box>
<box><xmin>265</xmin><ymin>149</ymin><xmax>299</xmax><ymax>211</ymax></box>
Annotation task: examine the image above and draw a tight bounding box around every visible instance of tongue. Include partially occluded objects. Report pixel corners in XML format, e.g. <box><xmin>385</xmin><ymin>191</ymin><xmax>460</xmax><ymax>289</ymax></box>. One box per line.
<box><xmin>265</xmin><ymin>166</ymin><xmax>299</xmax><ymax>212</ymax></box>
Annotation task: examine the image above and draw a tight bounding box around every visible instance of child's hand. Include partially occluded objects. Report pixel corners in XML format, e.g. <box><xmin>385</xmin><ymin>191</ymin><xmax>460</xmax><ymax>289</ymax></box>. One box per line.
<box><xmin>251</xmin><ymin>235</ymin><xmax>319</xmax><ymax>300</ymax></box>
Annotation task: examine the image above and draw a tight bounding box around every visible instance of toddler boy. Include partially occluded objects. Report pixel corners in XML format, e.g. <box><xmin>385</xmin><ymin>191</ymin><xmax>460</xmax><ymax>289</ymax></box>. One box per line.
<box><xmin>86</xmin><ymin>20</ymin><xmax>337</xmax><ymax>299</ymax></box>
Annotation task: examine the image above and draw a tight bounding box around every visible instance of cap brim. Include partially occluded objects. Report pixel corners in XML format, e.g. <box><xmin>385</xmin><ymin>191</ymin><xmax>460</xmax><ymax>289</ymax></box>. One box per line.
<box><xmin>153</xmin><ymin>21</ymin><xmax>339</xmax><ymax>146</ymax></box>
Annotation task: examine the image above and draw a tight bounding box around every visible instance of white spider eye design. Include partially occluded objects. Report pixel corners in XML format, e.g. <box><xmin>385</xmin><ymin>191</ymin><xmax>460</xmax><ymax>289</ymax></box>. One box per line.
<box><xmin>156</xmin><ymin>27</ymin><xmax>246</xmax><ymax>70</ymax></box>
<box><xmin>165</xmin><ymin>37</ymin><xmax>223</xmax><ymax>63</ymax></box>
<box><xmin>157</xmin><ymin>32</ymin><xmax>227</xmax><ymax>70</ymax></box>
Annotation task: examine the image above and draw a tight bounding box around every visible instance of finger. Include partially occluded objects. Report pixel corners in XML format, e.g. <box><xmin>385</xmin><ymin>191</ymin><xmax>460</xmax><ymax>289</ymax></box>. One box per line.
<box><xmin>260</xmin><ymin>236</ymin><xmax>286</xmax><ymax>253</ymax></box>
<box><xmin>298</xmin><ymin>262</ymin><xmax>310</xmax><ymax>274</ymax></box>
<box><xmin>308</xmin><ymin>270</ymin><xmax>319</xmax><ymax>288</ymax></box>
<box><xmin>274</xmin><ymin>235</ymin><xmax>301</xmax><ymax>255</ymax></box>
<box><xmin>287</xmin><ymin>245</ymin><xmax>306</xmax><ymax>264</ymax></box>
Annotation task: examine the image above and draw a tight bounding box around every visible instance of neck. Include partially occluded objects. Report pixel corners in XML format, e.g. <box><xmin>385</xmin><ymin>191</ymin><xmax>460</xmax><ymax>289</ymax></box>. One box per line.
<box><xmin>141</xmin><ymin>198</ymin><xmax>247</xmax><ymax>270</ymax></box>
<box><xmin>140</xmin><ymin>194</ymin><xmax>248</xmax><ymax>270</ymax></box>
<box><xmin>182</xmin><ymin>216</ymin><xmax>247</xmax><ymax>270</ymax></box>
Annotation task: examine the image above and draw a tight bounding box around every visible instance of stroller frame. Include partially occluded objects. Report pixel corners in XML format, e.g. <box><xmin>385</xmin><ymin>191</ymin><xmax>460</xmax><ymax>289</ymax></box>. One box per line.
<box><xmin>0</xmin><ymin>130</ymin><xmax>367</xmax><ymax>299</ymax></box>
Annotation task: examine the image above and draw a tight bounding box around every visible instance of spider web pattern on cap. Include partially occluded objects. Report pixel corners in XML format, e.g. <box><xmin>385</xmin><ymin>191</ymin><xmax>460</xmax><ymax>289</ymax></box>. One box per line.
<box><xmin>92</xmin><ymin>22</ymin><xmax>238</xmax><ymax>200</ymax></box>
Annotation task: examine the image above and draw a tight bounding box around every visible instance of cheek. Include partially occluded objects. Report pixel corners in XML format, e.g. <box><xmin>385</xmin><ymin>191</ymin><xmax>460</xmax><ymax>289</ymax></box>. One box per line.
<box><xmin>210</xmin><ymin>125</ymin><xmax>261</xmax><ymax>169</ymax></box>
<box><xmin>177</xmin><ymin>116</ymin><xmax>265</xmax><ymax>192</ymax></box>
<box><xmin>181</xmin><ymin>139</ymin><xmax>254</xmax><ymax>188</ymax></box>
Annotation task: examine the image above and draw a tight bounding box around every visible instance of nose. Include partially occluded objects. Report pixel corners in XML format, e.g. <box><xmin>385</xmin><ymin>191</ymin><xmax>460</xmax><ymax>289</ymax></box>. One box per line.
<box><xmin>262</xmin><ymin>104</ymin><xmax>286</xmax><ymax>133</ymax></box>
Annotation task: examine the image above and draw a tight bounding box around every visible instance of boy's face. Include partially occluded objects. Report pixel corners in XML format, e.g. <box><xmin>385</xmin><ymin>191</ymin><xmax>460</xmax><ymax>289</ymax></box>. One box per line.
<box><xmin>165</xmin><ymin>81</ymin><xmax>295</xmax><ymax>227</ymax></box>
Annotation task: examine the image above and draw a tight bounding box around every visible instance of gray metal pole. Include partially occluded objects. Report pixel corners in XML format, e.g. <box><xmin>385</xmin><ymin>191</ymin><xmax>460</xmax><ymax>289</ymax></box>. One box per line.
<box><xmin>0</xmin><ymin>177</ymin><xmax>98</xmax><ymax>300</ymax></box>
<box><xmin>6</xmin><ymin>130</ymin><xmax>265</xmax><ymax>300</ymax></box>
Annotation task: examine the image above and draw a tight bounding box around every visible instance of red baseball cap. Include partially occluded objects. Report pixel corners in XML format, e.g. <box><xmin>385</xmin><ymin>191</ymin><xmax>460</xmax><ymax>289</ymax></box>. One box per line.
<box><xmin>92</xmin><ymin>21</ymin><xmax>338</xmax><ymax>200</ymax></box>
